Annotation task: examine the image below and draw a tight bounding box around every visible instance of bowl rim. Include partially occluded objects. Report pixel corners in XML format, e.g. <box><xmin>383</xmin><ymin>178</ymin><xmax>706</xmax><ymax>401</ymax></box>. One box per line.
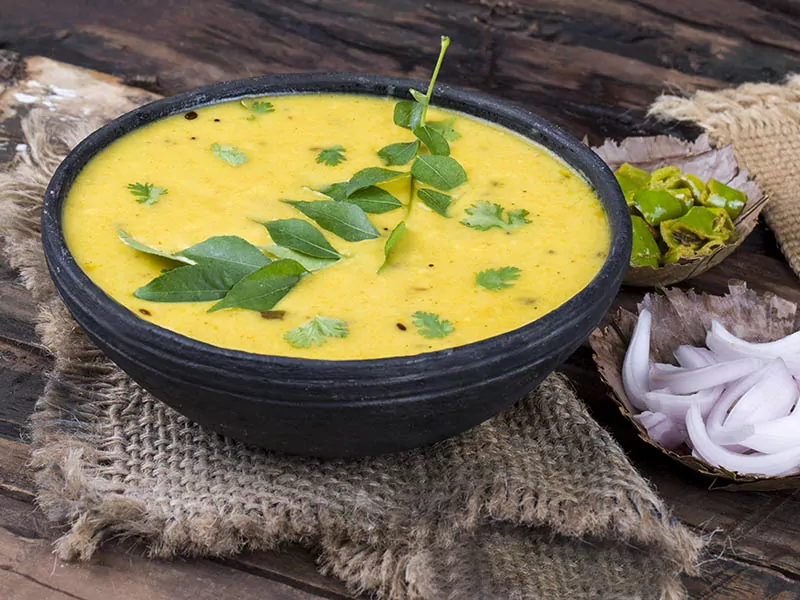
<box><xmin>42</xmin><ymin>72</ymin><xmax>631</xmax><ymax>374</ymax></box>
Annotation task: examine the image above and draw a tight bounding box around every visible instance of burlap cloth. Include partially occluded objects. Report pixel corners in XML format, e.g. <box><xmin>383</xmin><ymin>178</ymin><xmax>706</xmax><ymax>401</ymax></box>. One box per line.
<box><xmin>0</xmin><ymin>100</ymin><xmax>702</xmax><ymax>598</ymax></box>
<box><xmin>650</xmin><ymin>75</ymin><xmax>800</xmax><ymax>277</ymax></box>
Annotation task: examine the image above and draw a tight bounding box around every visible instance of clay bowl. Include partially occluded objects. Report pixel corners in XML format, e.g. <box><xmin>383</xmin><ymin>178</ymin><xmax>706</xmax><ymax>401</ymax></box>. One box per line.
<box><xmin>42</xmin><ymin>74</ymin><xmax>631</xmax><ymax>457</ymax></box>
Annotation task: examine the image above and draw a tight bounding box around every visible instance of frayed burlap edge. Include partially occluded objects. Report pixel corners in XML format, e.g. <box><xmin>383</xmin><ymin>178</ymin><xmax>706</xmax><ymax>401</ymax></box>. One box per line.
<box><xmin>649</xmin><ymin>74</ymin><xmax>800</xmax><ymax>279</ymax></box>
<box><xmin>1</xmin><ymin>108</ymin><xmax>703</xmax><ymax>600</ymax></box>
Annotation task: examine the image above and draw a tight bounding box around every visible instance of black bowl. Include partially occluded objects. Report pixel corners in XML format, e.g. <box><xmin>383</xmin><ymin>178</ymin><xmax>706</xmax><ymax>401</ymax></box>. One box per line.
<box><xmin>42</xmin><ymin>74</ymin><xmax>630</xmax><ymax>457</ymax></box>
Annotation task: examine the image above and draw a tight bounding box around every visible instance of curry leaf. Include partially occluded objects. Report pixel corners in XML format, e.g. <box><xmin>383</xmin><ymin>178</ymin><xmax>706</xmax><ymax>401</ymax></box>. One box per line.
<box><xmin>427</xmin><ymin>118</ymin><xmax>461</xmax><ymax>141</ymax></box>
<box><xmin>416</xmin><ymin>189</ymin><xmax>452</xmax><ymax>217</ymax></box>
<box><xmin>411</xmin><ymin>155</ymin><xmax>466</xmax><ymax>190</ymax></box>
<box><xmin>261</xmin><ymin>219</ymin><xmax>340</xmax><ymax>259</ymax></box>
<box><xmin>393</xmin><ymin>100</ymin><xmax>424</xmax><ymax>131</ymax></box>
<box><xmin>284</xmin><ymin>200</ymin><xmax>380</xmax><ymax>241</ymax></box>
<box><xmin>118</xmin><ymin>229</ymin><xmax>194</xmax><ymax>265</ymax></box>
<box><xmin>261</xmin><ymin>245</ymin><xmax>338</xmax><ymax>271</ymax></box>
<box><xmin>175</xmin><ymin>236</ymin><xmax>271</xmax><ymax>280</ymax></box>
<box><xmin>208</xmin><ymin>259</ymin><xmax>307</xmax><ymax>313</ymax></box>
<box><xmin>316</xmin><ymin>145</ymin><xmax>346</xmax><ymax>166</ymax></box>
<box><xmin>318</xmin><ymin>182</ymin><xmax>349</xmax><ymax>202</ymax></box>
<box><xmin>377</xmin><ymin>141</ymin><xmax>420</xmax><ymax>166</ymax></box>
<box><xmin>476</xmin><ymin>266</ymin><xmax>522</xmax><ymax>291</ymax></box>
<box><xmin>211</xmin><ymin>143</ymin><xmax>248</xmax><ymax>166</ymax></box>
<box><xmin>378</xmin><ymin>221</ymin><xmax>406</xmax><ymax>273</ymax></box>
<box><xmin>134</xmin><ymin>262</ymin><xmax>241</xmax><ymax>303</ymax></box>
<box><xmin>411</xmin><ymin>311</ymin><xmax>454</xmax><ymax>338</ymax></box>
<box><xmin>413</xmin><ymin>126</ymin><xmax>450</xmax><ymax>156</ymax></box>
<box><xmin>284</xmin><ymin>315</ymin><xmax>349</xmax><ymax>348</ymax></box>
<box><xmin>346</xmin><ymin>186</ymin><xmax>403</xmax><ymax>214</ymax></box>
<box><xmin>345</xmin><ymin>167</ymin><xmax>405</xmax><ymax>196</ymax></box>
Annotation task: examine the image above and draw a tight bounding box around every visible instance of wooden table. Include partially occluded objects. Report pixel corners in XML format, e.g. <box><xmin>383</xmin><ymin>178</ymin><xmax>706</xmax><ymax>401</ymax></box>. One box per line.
<box><xmin>1</xmin><ymin>2</ymin><xmax>799</xmax><ymax>598</ymax></box>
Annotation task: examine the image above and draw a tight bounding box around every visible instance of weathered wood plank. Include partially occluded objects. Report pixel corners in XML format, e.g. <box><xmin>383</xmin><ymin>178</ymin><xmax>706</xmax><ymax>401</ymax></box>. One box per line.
<box><xmin>2</xmin><ymin>0</ymin><xmax>800</xmax><ymax>139</ymax></box>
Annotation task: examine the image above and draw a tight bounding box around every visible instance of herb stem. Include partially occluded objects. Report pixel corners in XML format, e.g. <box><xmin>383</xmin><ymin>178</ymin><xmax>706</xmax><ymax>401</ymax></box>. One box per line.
<box><xmin>407</xmin><ymin>174</ymin><xmax>416</xmax><ymax>217</ymax></box>
<box><xmin>420</xmin><ymin>36</ymin><xmax>450</xmax><ymax>124</ymax></box>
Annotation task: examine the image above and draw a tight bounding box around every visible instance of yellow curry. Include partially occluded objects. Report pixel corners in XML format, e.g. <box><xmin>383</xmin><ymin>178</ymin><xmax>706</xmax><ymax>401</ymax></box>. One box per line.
<box><xmin>63</xmin><ymin>94</ymin><xmax>609</xmax><ymax>359</ymax></box>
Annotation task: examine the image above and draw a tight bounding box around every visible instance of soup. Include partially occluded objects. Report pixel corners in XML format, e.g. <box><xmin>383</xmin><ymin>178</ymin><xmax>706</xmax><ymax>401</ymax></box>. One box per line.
<box><xmin>63</xmin><ymin>94</ymin><xmax>609</xmax><ymax>359</ymax></box>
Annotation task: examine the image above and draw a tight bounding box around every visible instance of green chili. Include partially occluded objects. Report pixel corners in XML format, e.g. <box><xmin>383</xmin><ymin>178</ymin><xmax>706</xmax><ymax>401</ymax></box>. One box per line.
<box><xmin>630</xmin><ymin>215</ymin><xmax>662</xmax><ymax>268</ymax></box>
<box><xmin>650</xmin><ymin>166</ymin><xmax>682</xmax><ymax>190</ymax></box>
<box><xmin>660</xmin><ymin>206</ymin><xmax>734</xmax><ymax>250</ymax></box>
<box><xmin>614</xmin><ymin>163</ymin><xmax>650</xmax><ymax>207</ymax></box>
<box><xmin>679</xmin><ymin>173</ymin><xmax>705</xmax><ymax>202</ymax></box>
<box><xmin>633</xmin><ymin>189</ymin><xmax>688</xmax><ymax>226</ymax></box>
<box><xmin>700</xmin><ymin>179</ymin><xmax>747</xmax><ymax>219</ymax></box>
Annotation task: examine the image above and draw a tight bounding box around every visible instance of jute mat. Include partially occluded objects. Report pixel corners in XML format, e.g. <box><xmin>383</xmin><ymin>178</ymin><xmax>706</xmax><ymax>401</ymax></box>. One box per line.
<box><xmin>650</xmin><ymin>75</ymin><xmax>800</xmax><ymax>278</ymax></box>
<box><xmin>0</xmin><ymin>58</ymin><xmax>701</xmax><ymax>599</ymax></box>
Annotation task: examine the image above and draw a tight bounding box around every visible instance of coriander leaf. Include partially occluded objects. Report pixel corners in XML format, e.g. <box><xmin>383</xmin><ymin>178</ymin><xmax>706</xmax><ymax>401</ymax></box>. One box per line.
<box><xmin>346</xmin><ymin>186</ymin><xmax>403</xmax><ymax>214</ymax></box>
<box><xmin>240</xmin><ymin>99</ymin><xmax>275</xmax><ymax>115</ymax></box>
<box><xmin>460</xmin><ymin>201</ymin><xmax>531</xmax><ymax>231</ymax></box>
<box><xmin>506</xmin><ymin>209</ymin><xmax>531</xmax><ymax>228</ymax></box>
<box><xmin>411</xmin><ymin>311</ymin><xmax>454</xmax><ymax>339</ymax></box>
<box><xmin>127</xmin><ymin>182</ymin><xmax>168</xmax><ymax>206</ymax></box>
<box><xmin>251</xmin><ymin>100</ymin><xmax>275</xmax><ymax>114</ymax></box>
<box><xmin>318</xmin><ymin>182</ymin><xmax>349</xmax><ymax>201</ymax></box>
<box><xmin>476</xmin><ymin>266</ymin><xmax>522</xmax><ymax>291</ymax></box>
<box><xmin>134</xmin><ymin>262</ymin><xmax>241</xmax><ymax>303</ymax></box>
<box><xmin>413</xmin><ymin>126</ymin><xmax>450</xmax><ymax>156</ymax></box>
<box><xmin>211</xmin><ymin>143</ymin><xmax>248</xmax><ymax>166</ymax></box>
<box><xmin>345</xmin><ymin>167</ymin><xmax>404</xmax><ymax>196</ymax></box>
<box><xmin>261</xmin><ymin>245</ymin><xmax>338</xmax><ymax>271</ymax></box>
<box><xmin>209</xmin><ymin>259</ymin><xmax>307</xmax><ymax>313</ymax></box>
<box><xmin>175</xmin><ymin>236</ymin><xmax>271</xmax><ymax>280</ymax></box>
<box><xmin>409</xmin><ymin>88</ymin><xmax>428</xmax><ymax>105</ymax></box>
<box><xmin>427</xmin><ymin>118</ymin><xmax>461</xmax><ymax>141</ymax></box>
<box><xmin>378</xmin><ymin>221</ymin><xmax>406</xmax><ymax>273</ymax></box>
<box><xmin>261</xmin><ymin>219</ymin><xmax>340</xmax><ymax>259</ymax></box>
<box><xmin>284</xmin><ymin>200</ymin><xmax>380</xmax><ymax>242</ymax></box>
<box><xmin>284</xmin><ymin>315</ymin><xmax>349</xmax><ymax>348</ymax></box>
<box><xmin>393</xmin><ymin>100</ymin><xmax>424</xmax><ymax>131</ymax></box>
<box><xmin>416</xmin><ymin>189</ymin><xmax>452</xmax><ymax>217</ymax></box>
<box><xmin>117</xmin><ymin>229</ymin><xmax>194</xmax><ymax>265</ymax></box>
<box><xmin>411</xmin><ymin>155</ymin><xmax>466</xmax><ymax>191</ymax></box>
<box><xmin>316</xmin><ymin>145</ymin><xmax>346</xmax><ymax>167</ymax></box>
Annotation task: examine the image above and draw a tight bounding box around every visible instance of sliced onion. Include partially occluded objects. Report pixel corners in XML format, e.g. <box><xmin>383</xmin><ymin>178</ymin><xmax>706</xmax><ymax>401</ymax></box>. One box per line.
<box><xmin>707</xmin><ymin>320</ymin><xmax>800</xmax><ymax>375</ymax></box>
<box><xmin>738</xmin><ymin>416</ymin><xmax>800</xmax><ymax>454</ymax></box>
<box><xmin>622</xmin><ymin>310</ymin><xmax>651</xmax><ymax>411</ymax></box>
<box><xmin>724</xmin><ymin>359</ymin><xmax>797</xmax><ymax>430</ymax></box>
<box><xmin>674</xmin><ymin>345</ymin><xmax>716</xmax><ymax>369</ymax></box>
<box><xmin>686</xmin><ymin>403</ymin><xmax>800</xmax><ymax>476</ymax></box>
<box><xmin>633</xmin><ymin>411</ymin><xmax>686</xmax><ymax>450</ymax></box>
<box><xmin>644</xmin><ymin>385</ymin><xmax>723</xmax><ymax>420</ymax></box>
<box><xmin>649</xmin><ymin>358</ymin><xmax>763</xmax><ymax>395</ymax></box>
<box><xmin>705</xmin><ymin>368</ymin><xmax>766</xmax><ymax>447</ymax></box>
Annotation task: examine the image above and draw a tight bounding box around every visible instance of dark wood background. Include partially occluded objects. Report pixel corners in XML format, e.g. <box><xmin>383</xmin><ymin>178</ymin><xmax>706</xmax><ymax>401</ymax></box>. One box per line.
<box><xmin>1</xmin><ymin>1</ymin><xmax>799</xmax><ymax>599</ymax></box>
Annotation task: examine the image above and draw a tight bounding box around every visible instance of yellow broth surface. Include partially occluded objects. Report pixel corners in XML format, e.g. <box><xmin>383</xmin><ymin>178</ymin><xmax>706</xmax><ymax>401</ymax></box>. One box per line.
<box><xmin>63</xmin><ymin>94</ymin><xmax>609</xmax><ymax>359</ymax></box>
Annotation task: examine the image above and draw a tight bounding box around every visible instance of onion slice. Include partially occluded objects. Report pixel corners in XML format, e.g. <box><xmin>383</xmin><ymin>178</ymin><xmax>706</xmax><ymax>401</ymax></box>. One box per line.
<box><xmin>707</xmin><ymin>320</ymin><xmax>800</xmax><ymax>375</ymax></box>
<box><xmin>644</xmin><ymin>386</ymin><xmax>723</xmax><ymax>420</ymax></box>
<box><xmin>634</xmin><ymin>411</ymin><xmax>686</xmax><ymax>450</ymax></box>
<box><xmin>674</xmin><ymin>345</ymin><xmax>716</xmax><ymax>369</ymax></box>
<box><xmin>686</xmin><ymin>403</ymin><xmax>800</xmax><ymax>476</ymax></box>
<box><xmin>724</xmin><ymin>359</ymin><xmax>797</xmax><ymax>430</ymax></box>
<box><xmin>623</xmin><ymin>310</ymin><xmax>652</xmax><ymax>411</ymax></box>
<box><xmin>650</xmin><ymin>358</ymin><xmax>763</xmax><ymax>395</ymax></box>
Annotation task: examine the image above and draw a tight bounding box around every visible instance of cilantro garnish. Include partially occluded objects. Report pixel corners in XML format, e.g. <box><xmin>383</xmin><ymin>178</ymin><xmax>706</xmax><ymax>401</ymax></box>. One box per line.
<box><xmin>476</xmin><ymin>267</ymin><xmax>522</xmax><ymax>291</ymax></box>
<box><xmin>411</xmin><ymin>311</ymin><xmax>454</xmax><ymax>339</ymax></box>
<box><xmin>460</xmin><ymin>201</ymin><xmax>530</xmax><ymax>231</ymax></box>
<box><xmin>211</xmin><ymin>143</ymin><xmax>248</xmax><ymax>166</ymax></box>
<box><xmin>284</xmin><ymin>315</ymin><xmax>349</xmax><ymax>348</ymax></box>
<box><xmin>127</xmin><ymin>182</ymin><xmax>167</xmax><ymax>206</ymax></box>
<box><xmin>316</xmin><ymin>145</ymin><xmax>347</xmax><ymax>167</ymax></box>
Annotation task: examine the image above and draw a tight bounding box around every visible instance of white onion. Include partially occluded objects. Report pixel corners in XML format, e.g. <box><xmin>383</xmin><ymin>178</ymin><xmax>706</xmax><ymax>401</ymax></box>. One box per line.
<box><xmin>644</xmin><ymin>386</ymin><xmax>723</xmax><ymax>420</ymax></box>
<box><xmin>622</xmin><ymin>310</ymin><xmax>651</xmax><ymax>411</ymax></box>
<box><xmin>674</xmin><ymin>345</ymin><xmax>716</xmax><ymax>369</ymax></box>
<box><xmin>634</xmin><ymin>411</ymin><xmax>686</xmax><ymax>450</ymax></box>
<box><xmin>686</xmin><ymin>404</ymin><xmax>800</xmax><ymax>477</ymax></box>
<box><xmin>619</xmin><ymin>311</ymin><xmax>800</xmax><ymax>477</ymax></box>
<box><xmin>649</xmin><ymin>358</ymin><xmax>763</xmax><ymax>395</ymax></box>
<box><xmin>724</xmin><ymin>359</ymin><xmax>797</xmax><ymax>430</ymax></box>
<box><xmin>707</xmin><ymin>320</ymin><xmax>800</xmax><ymax>375</ymax></box>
